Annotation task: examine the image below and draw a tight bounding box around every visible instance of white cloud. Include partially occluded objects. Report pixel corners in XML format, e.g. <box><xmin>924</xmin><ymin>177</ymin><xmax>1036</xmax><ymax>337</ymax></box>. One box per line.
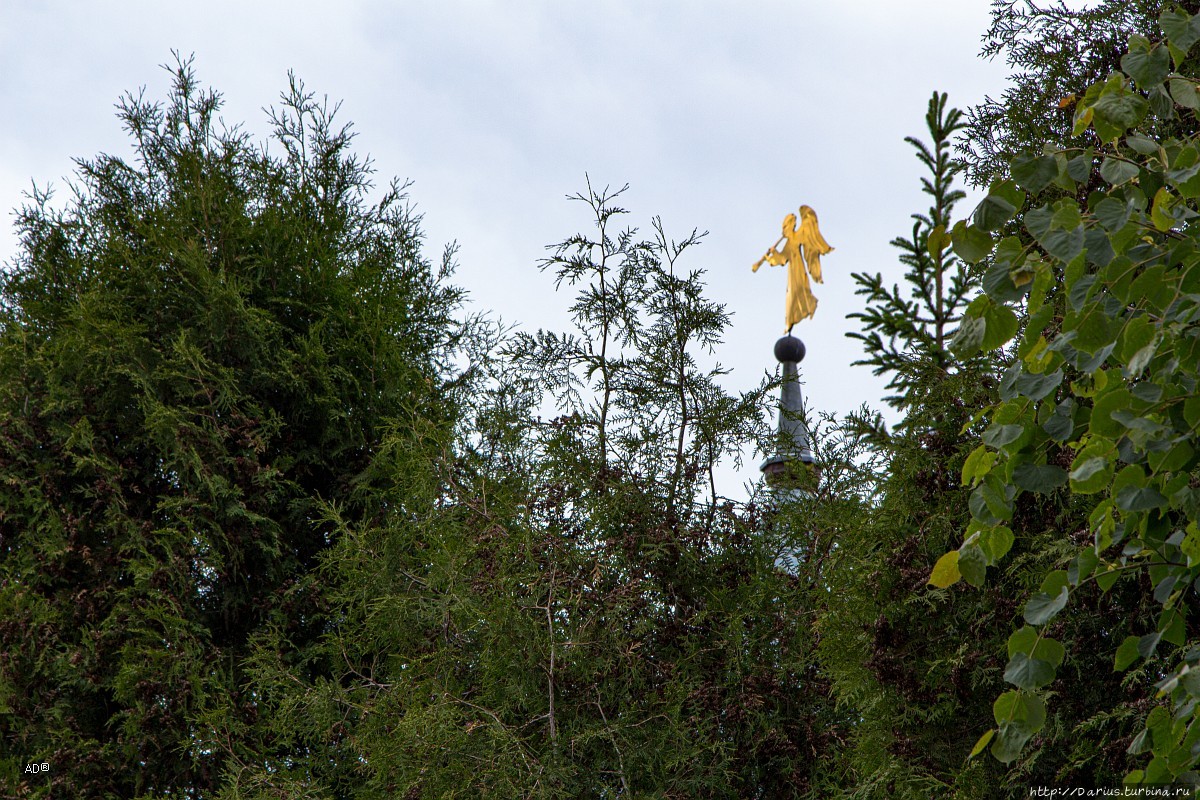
<box><xmin>1</xmin><ymin>0</ymin><xmax>1013</xmax><ymax>497</ymax></box>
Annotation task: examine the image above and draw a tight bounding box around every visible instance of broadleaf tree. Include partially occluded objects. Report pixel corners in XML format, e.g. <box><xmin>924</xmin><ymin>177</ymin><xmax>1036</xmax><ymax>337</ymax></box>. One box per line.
<box><xmin>943</xmin><ymin>7</ymin><xmax>1200</xmax><ymax>784</ymax></box>
<box><xmin>822</xmin><ymin>89</ymin><xmax>1153</xmax><ymax>797</ymax></box>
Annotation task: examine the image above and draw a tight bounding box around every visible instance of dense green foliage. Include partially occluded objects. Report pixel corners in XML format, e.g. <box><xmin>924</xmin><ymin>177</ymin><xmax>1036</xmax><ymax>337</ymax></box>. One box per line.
<box><xmin>0</xmin><ymin>61</ymin><xmax>460</xmax><ymax>797</ymax></box>
<box><xmin>16</xmin><ymin>5</ymin><xmax>1200</xmax><ymax>796</ymax></box>
<box><xmin>963</xmin><ymin>0</ymin><xmax>1172</xmax><ymax>187</ymax></box>
<box><xmin>943</xmin><ymin>6</ymin><xmax>1200</xmax><ymax>787</ymax></box>
<box><xmin>814</xmin><ymin>92</ymin><xmax>1146</xmax><ymax>798</ymax></box>
<box><xmin>227</xmin><ymin>184</ymin><xmax>880</xmax><ymax>798</ymax></box>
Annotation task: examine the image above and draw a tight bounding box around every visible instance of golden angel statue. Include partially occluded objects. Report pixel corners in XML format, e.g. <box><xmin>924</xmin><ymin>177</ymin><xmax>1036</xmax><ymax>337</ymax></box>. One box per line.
<box><xmin>752</xmin><ymin>205</ymin><xmax>834</xmax><ymax>332</ymax></box>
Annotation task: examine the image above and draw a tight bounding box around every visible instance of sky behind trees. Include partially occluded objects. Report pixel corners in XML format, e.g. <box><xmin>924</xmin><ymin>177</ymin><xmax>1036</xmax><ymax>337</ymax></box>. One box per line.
<box><xmin>0</xmin><ymin>0</ymin><xmax>1011</xmax><ymax>495</ymax></box>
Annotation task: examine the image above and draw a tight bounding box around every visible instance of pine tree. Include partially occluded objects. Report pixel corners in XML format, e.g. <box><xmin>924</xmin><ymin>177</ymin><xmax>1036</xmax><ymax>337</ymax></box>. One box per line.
<box><xmin>847</xmin><ymin>93</ymin><xmax>980</xmax><ymax>415</ymax></box>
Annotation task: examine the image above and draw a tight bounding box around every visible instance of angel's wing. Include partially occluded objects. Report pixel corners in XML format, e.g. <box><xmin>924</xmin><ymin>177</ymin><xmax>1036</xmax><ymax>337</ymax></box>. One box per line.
<box><xmin>797</xmin><ymin>206</ymin><xmax>832</xmax><ymax>281</ymax></box>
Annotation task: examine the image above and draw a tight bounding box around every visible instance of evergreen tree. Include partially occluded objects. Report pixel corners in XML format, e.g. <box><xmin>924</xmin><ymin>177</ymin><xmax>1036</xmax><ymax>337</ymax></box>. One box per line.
<box><xmin>0</xmin><ymin>59</ymin><xmax>460</xmax><ymax>797</ymax></box>
<box><xmin>239</xmin><ymin>182</ymin><xmax>869</xmax><ymax>798</ymax></box>
<box><xmin>963</xmin><ymin>0</ymin><xmax>1197</xmax><ymax>187</ymax></box>
<box><xmin>847</xmin><ymin>93</ymin><xmax>981</xmax><ymax>415</ymax></box>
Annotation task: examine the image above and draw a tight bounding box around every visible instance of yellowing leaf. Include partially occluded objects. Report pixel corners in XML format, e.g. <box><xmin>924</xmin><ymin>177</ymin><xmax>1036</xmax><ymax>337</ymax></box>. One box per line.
<box><xmin>969</xmin><ymin>728</ymin><xmax>996</xmax><ymax>759</ymax></box>
<box><xmin>1058</xmin><ymin>94</ymin><xmax>1076</xmax><ymax>109</ymax></box>
<box><xmin>1011</xmin><ymin>264</ymin><xmax>1035</xmax><ymax>287</ymax></box>
<box><xmin>927</xmin><ymin>224</ymin><xmax>949</xmax><ymax>259</ymax></box>
<box><xmin>929</xmin><ymin>550</ymin><xmax>962</xmax><ymax>588</ymax></box>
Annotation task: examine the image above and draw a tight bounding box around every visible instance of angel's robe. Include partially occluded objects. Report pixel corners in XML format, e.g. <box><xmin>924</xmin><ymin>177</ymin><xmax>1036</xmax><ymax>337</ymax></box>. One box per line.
<box><xmin>763</xmin><ymin>206</ymin><xmax>833</xmax><ymax>331</ymax></box>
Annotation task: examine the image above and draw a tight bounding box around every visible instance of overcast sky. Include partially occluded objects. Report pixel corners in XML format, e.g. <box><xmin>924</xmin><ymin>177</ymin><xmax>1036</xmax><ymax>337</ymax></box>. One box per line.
<box><xmin>0</xmin><ymin>1</ymin><xmax>1013</xmax><ymax>497</ymax></box>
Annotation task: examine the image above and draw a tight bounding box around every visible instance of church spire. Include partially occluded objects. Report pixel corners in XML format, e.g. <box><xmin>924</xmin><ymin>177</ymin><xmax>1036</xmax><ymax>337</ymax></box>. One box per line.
<box><xmin>760</xmin><ymin>334</ymin><xmax>817</xmax><ymax>488</ymax></box>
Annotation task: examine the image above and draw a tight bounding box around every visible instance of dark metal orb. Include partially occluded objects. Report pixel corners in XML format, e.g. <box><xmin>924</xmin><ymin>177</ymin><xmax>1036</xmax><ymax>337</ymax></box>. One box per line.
<box><xmin>774</xmin><ymin>335</ymin><xmax>806</xmax><ymax>363</ymax></box>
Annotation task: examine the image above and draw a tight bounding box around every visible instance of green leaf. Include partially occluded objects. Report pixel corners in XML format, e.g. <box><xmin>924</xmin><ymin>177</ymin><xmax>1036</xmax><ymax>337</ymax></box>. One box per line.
<box><xmin>1043</xmin><ymin>398</ymin><xmax>1076</xmax><ymax>442</ymax></box>
<box><xmin>970</xmin><ymin>481</ymin><xmax>1012</xmax><ymax>525</ymax></box>
<box><xmin>1126</xmin><ymin>134</ymin><xmax>1159</xmax><ymax>155</ymax></box>
<box><xmin>1137</xmin><ymin>631</ymin><xmax>1162</xmax><ymax>659</ymax></box>
<box><xmin>1149</xmin><ymin>440</ymin><xmax>1194</xmax><ymax>475</ymax></box>
<box><xmin>928</xmin><ymin>550</ymin><xmax>961</xmax><ymax>588</ymax></box>
<box><xmin>1004</xmin><ymin>652</ymin><xmax>1056</xmax><ymax>690</ymax></box>
<box><xmin>1095</xmin><ymin>196</ymin><xmax>1132</xmax><ymax>231</ymax></box>
<box><xmin>1166</xmin><ymin>145</ymin><xmax>1200</xmax><ymax>192</ymax></box>
<box><xmin>1158</xmin><ymin>609</ymin><xmax>1186</xmax><ymax>646</ymax></box>
<box><xmin>1070</xmin><ymin>455</ymin><xmax>1114</xmax><ymax>494</ymax></box>
<box><xmin>1096</xmin><ymin>567</ymin><xmax>1121</xmax><ymax>592</ymax></box>
<box><xmin>990</xmin><ymin>691</ymin><xmax>1047</xmax><ymax>763</ymax></box>
<box><xmin>991</xmin><ymin>725</ymin><xmax>1032</xmax><ymax>763</ymax></box>
<box><xmin>1150</xmin><ymin>83</ymin><xmax>1178</xmax><ymax>121</ymax></box>
<box><xmin>1012</xmin><ymin>154</ymin><xmax>1059</xmax><ymax>194</ymax></box>
<box><xmin>969</xmin><ymin>729</ymin><xmax>996</xmax><ymax>760</ymax></box>
<box><xmin>1051</xmin><ymin>198</ymin><xmax>1083</xmax><ymax>230</ymax></box>
<box><xmin>1008</xmin><ymin>626</ymin><xmax>1038</xmax><ymax>658</ymax></box>
<box><xmin>1012</xmin><ymin>463</ymin><xmax>1067</xmax><ymax>493</ymax></box>
<box><xmin>984</xmin><ymin>259</ymin><xmax>1027</xmax><ymax>303</ymax></box>
<box><xmin>1153</xmin><ymin>573</ymin><xmax>1179</xmax><ymax>604</ymax></box>
<box><xmin>1115</xmin><ymin>634</ymin><xmax>1140</xmax><ymax>671</ymax></box>
<box><xmin>1024</xmin><ymin>204</ymin><xmax>1054</xmax><ymax>239</ymax></box>
<box><xmin>961</xmin><ymin>445</ymin><xmax>996</xmax><ymax>487</ymax></box>
<box><xmin>981</xmin><ymin>301</ymin><xmax>1019</xmax><ymax>352</ymax></box>
<box><xmin>1169</xmin><ymin>78</ymin><xmax>1200</xmax><ymax>110</ymax></box>
<box><xmin>951</xmin><ymin>221</ymin><xmax>992</xmax><ymax>263</ymax></box>
<box><xmin>1041</xmin><ymin>570</ymin><xmax>1070</xmax><ymax>596</ymax></box>
<box><xmin>1100</xmin><ymin>157</ymin><xmax>1141</xmax><ymax>186</ymax></box>
<box><xmin>1181</xmin><ymin>523</ymin><xmax>1200</xmax><ymax>567</ymax></box>
<box><xmin>983</xmin><ymin>423</ymin><xmax>1025</xmax><ymax>450</ymax></box>
<box><xmin>993</xmin><ymin>690</ymin><xmax>1022</xmax><ymax>729</ymax></box>
<box><xmin>1042</xmin><ymin>226</ymin><xmax>1086</xmax><ymax>262</ymax></box>
<box><xmin>955</xmin><ymin>295</ymin><xmax>1020</xmax><ymax>356</ymax></box>
<box><xmin>1069</xmin><ymin>313</ymin><xmax>1117</xmax><ymax>359</ymax></box>
<box><xmin>1118</xmin><ymin>315</ymin><xmax>1157</xmax><ymax>364</ymax></box>
<box><xmin>950</xmin><ymin>315</ymin><xmax>985</xmax><ymax>356</ymax></box>
<box><xmin>1126</xmin><ymin>342</ymin><xmax>1158</xmax><ymax>377</ymax></box>
<box><xmin>1091</xmin><ymin>84</ymin><xmax>1149</xmax><ymax>141</ymax></box>
<box><xmin>975</xmin><ymin>180</ymin><xmax>1025</xmax><ymax>232</ymax></box>
<box><xmin>1115</xmin><ymin>485</ymin><xmax>1168</xmax><ymax>512</ymax></box>
<box><xmin>1161</xmin><ymin>7</ymin><xmax>1200</xmax><ymax>54</ymax></box>
<box><xmin>1083</xmin><ymin>227</ymin><xmax>1115</xmax><ymax>267</ymax></box>
<box><xmin>1024</xmin><ymin>586</ymin><xmax>1069</xmax><ymax>625</ymax></box>
<box><xmin>1151</xmin><ymin>187</ymin><xmax>1181</xmax><ymax>231</ymax></box>
<box><xmin>1014</xmin><ymin>368</ymin><xmax>1064</xmax><ymax>401</ymax></box>
<box><xmin>958</xmin><ymin>543</ymin><xmax>987</xmax><ymax>587</ymax></box>
<box><xmin>926</xmin><ymin>224</ymin><xmax>949</xmax><ymax>259</ymax></box>
<box><xmin>980</xmin><ymin>524</ymin><xmax>1015</xmax><ymax>564</ymax></box>
<box><xmin>1092</xmin><ymin>387</ymin><xmax>1133</xmax><ymax>437</ymax></box>
<box><xmin>1067</xmin><ymin>152</ymin><xmax>1094</xmax><ymax>182</ymax></box>
<box><xmin>1121</xmin><ymin>36</ymin><xmax>1171</xmax><ymax>89</ymax></box>
<box><xmin>1069</xmin><ymin>547</ymin><xmax>1100</xmax><ymax>586</ymax></box>
<box><xmin>1033</xmin><ymin>638</ymin><xmax>1066</xmax><ymax>668</ymax></box>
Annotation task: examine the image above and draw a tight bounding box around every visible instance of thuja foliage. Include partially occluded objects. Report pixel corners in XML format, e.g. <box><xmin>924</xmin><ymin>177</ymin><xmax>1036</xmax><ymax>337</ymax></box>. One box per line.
<box><xmin>940</xmin><ymin>7</ymin><xmax>1200</xmax><ymax>784</ymax></box>
<box><xmin>963</xmin><ymin>0</ymin><xmax>1172</xmax><ymax>187</ymax></box>
<box><xmin>0</xmin><ymin>60</ymin><xmax>460</xmax><ymax>797</ymax></box>
<box><xmin>232</xmin><ymin>183</ymin><xmax>876</xmax><ymax>798</ymax></box>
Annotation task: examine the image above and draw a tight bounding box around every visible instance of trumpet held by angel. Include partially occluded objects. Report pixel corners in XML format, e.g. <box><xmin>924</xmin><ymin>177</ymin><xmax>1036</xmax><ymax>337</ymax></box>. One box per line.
<box><xmin>752</xmin><ymin>205</ymin><xmax>834</xmax><ymax>332</ymax></box>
